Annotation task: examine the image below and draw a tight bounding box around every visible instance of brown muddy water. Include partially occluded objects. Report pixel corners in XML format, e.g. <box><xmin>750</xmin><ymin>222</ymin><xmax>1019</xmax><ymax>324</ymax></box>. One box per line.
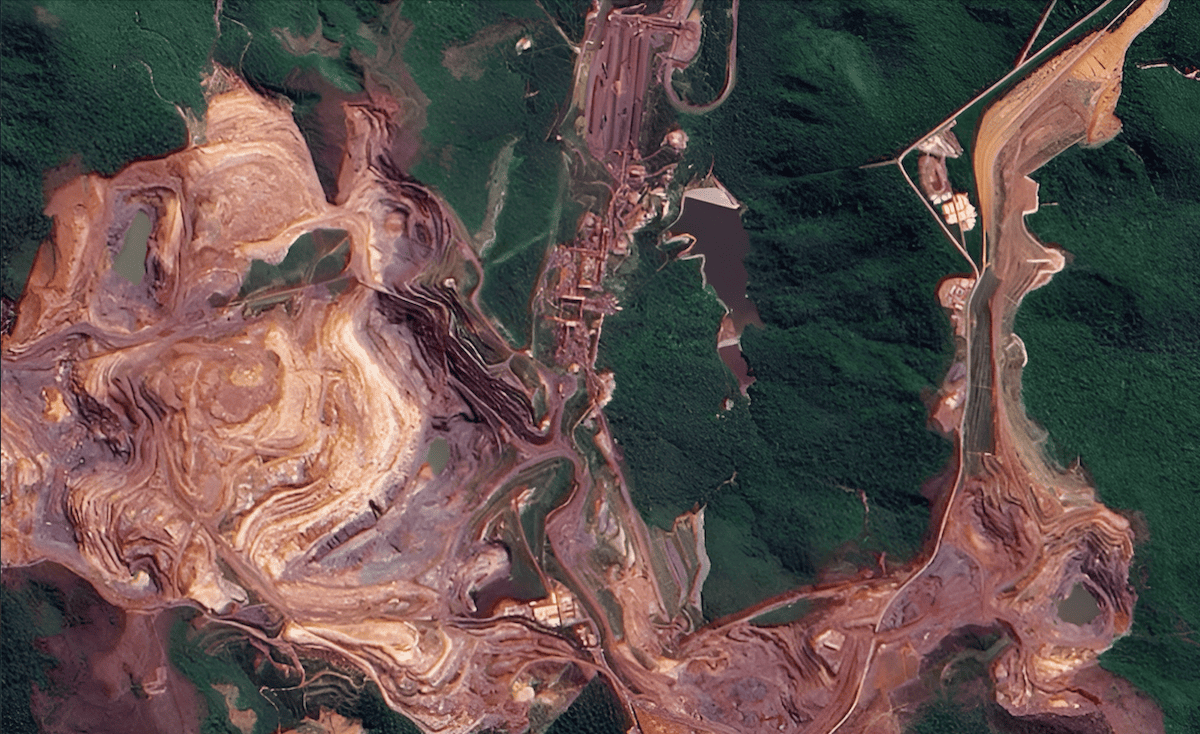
<box><xmin>1058</xmin><ymin>582</ymin><xmax>1102</xmax><ymax>625</ymax></box>
<box><xmin>114</xmin><ymin>211</ymin><xmax>151</xmax><ymax>285</ymax></box>
<box><xmin>669</xmin><ymin>197</ymin><xmax>762</xmax><ymax>333</ymax></box>
<box><xmin>670</xmin><ymin>197</ymin><xmax>762</xmax><ymax>393</ymax></box>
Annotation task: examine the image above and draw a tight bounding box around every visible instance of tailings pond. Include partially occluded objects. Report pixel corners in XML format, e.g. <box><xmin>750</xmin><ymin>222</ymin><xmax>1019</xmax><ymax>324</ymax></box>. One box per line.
<box><xmin>669</xmin><ymin>197</ymin><xmax>762</xmax><ymax>391</ymax></box>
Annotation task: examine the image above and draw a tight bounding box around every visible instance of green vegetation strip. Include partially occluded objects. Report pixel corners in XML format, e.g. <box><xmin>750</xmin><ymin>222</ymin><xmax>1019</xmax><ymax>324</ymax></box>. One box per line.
<box><xmin>1015</xmin><ymin>60</ymin><xmax>1200</xmax><ymax>734</ymax></box>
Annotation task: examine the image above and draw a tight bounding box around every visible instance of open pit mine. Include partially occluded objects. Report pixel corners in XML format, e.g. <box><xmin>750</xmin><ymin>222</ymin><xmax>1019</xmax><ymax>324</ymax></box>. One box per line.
<box><xmin>0</xmin><ymin>0</ymin><xmax>1170</xmax><ymax>732</ymax></box>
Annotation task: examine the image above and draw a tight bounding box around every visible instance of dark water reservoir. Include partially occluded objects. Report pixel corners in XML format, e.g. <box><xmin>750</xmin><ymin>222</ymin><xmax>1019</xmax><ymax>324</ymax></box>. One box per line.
<box><xmin>669</xmin><ymin>197</ymin><xmax>762</xmax><ymax>333</ymax></box>
<box><xmin>670</xmin><ymin>197</ymin><xmax>762</xmax><ymax>391</ymax></box>
<box><xmin>1057</xmin><ymin>582</ymin><xmax>1102</xmax><ymax>625</ymax></box>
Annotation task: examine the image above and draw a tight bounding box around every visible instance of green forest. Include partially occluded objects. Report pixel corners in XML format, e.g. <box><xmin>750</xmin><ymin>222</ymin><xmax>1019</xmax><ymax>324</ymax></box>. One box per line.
<box><xmin>601</xmin><ymin>0</ymin><xmax>1040</xmax><ymax>616</ymax></box>
<box><xmin>597</xmin><ymin>0</ymin><xmax>1199</xmax><ymax>731</ymax></box>
<box><xmin>397</xmin><ymin>0</ymin><xmax>586</xmax><ymax>347</ymax></box>
<box><xmin>1015</xmin><ymin>59</ymin><xmax>1200</xmax><ymax>734</ymax></box>
<box><xmin>0</xmin><ymin>0</ymin><xmax>388</xmax><ymax>300</ymax></box>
